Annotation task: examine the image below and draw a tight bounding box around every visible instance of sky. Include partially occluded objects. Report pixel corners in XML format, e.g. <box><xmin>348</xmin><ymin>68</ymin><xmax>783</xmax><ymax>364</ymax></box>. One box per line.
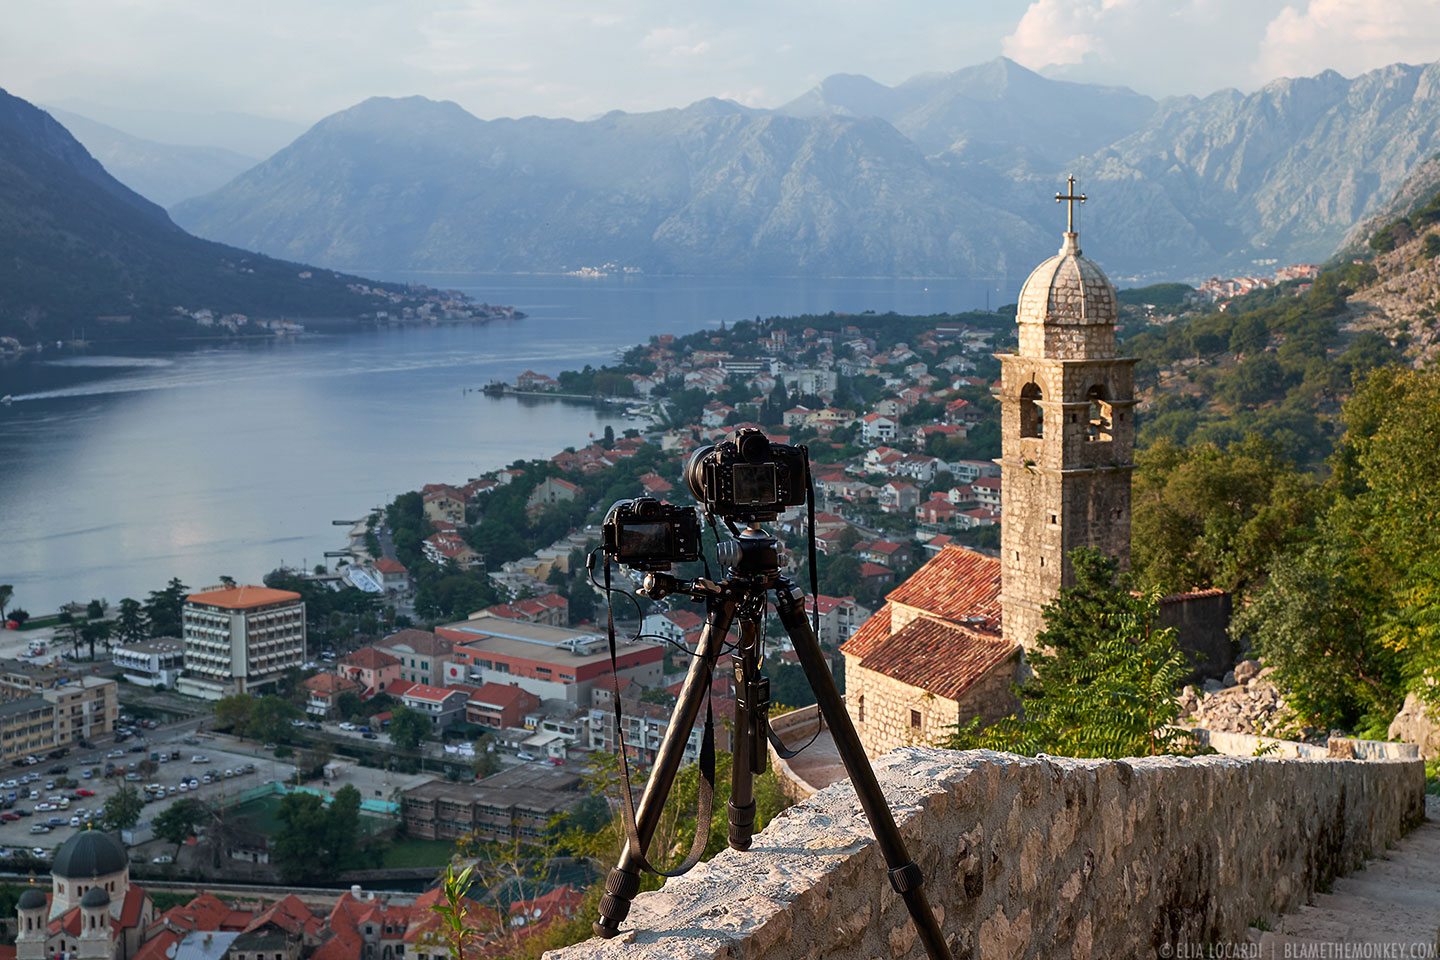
<box><xmin>4</xmin><ymin>0</ymin><xmax>1440</xmax><ymax>131</ymax></box>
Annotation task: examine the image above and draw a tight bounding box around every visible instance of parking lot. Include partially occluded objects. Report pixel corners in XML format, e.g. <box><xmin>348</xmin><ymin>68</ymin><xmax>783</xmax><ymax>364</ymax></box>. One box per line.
<box><xmin>0</xmin><ymin>728</ymin><xmax>295</xmax><ymax>862</ymax></box>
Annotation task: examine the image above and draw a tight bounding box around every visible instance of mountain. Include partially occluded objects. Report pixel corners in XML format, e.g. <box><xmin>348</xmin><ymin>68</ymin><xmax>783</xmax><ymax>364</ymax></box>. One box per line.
<box><xmin>173</xmin><ymin>59</ymin><xmax>1440</xmax><ymax>282</ymax></box>
<box><xmin>1340</xmin><ymin>151</ymin><xmax>1440</xmax><ymax>255</ymax></box>
<box><xmin>43</xmin><ymin>107</ymin><xmax>258</xmax><ymax>207</ymax></box>
<box><xmin>780</xmin><ymin>57</ymin><xmax>1157</xmax><ymax>170</ymax></box>
<box><xmin>0</xmin><ymin>88</ymin><xmax>389</xmax><ymax>340</ymax></box>
<box><xmin>172</xmin><ymin>95</ymin><xmax>1047</xmax><ymax>278</ymax></box>
<box><xmin>41</xmin><ymin>99</ymin><xmax>305</xmax><ymax>158</ymax></box>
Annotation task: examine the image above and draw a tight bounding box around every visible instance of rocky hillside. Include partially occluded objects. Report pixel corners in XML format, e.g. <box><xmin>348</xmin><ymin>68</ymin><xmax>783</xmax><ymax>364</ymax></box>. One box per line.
<box><xmin>1346</xmin><ymin>214</ymin><xmax>1440</xmax><ymax>365</ymax></box>
<box><xmin>172</xmin><ymin>58</ymin><xmax>1440</xmax><ymax>282</ymax></box>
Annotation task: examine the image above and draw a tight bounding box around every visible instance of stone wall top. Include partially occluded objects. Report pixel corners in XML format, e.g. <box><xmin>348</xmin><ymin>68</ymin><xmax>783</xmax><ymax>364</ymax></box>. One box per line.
<box><xmin>546</xmin><ymin>747</ymin><xmax>1425</xmax><ymax>960</ymax></box>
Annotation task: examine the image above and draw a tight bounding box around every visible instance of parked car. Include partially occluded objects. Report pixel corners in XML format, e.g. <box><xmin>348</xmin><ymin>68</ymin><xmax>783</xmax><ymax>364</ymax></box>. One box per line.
<box><xmin>338</xmin><ymin>722</ymin><xmax>357</xmax><ymax>732</ymax></box>
<box><xmin>105</xmin><ymin>750</ymin><xmax>124</xmax><ymax>759</ymax></box>
<box><xmin>152</xmin><ymin>855</ymin><xmax>173</xmax><ymax>864</ymax></box>
<box><xmin>75</xmin><ymin>788</ymin><xmax>94</xmax><ymax>797</ymax></box>
<box><xmin>189</xmin><ymin>756</ymin><xmax>210</xmax><ymax>764</ymax></box>
<box><xmin>14</xmin><ymin>808</ymin><xmax>31</xmax><ymax>817</ymax></box>
<box><xmin>290</xmin><ymin>719</ymin><xmax>306</xmax><ymax>728</ymax></box>
<box><xmin>29</xmin><ymin>825</ymin><xmax>49</xmax><ymax>834</ymax></box>
<box><xmin>361</xmin><ymin>732</ymin><xmax>378</xmax><ymax>740</ymax></box>
<box><xmin>516</xmin><ymin>751</ymin><xmax>536</xmax><ymax>761</ymax></box>
<box><xmin>31</xmin><ymin>847</ymin><xmax>46</xmax><ymax>858</ymax></box>
<box><xmin>0</xmin><ymin>813</ymin><xmax>20</xmax><ymax>822</ymax></box>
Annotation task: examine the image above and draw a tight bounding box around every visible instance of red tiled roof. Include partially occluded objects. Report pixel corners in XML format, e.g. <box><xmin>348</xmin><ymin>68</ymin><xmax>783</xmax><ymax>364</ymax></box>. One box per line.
<box><xmin>380</xmin><ymin>629</ymin><xmax>452</xmax><ymax>657</ymax></box>
<box><xmin>1160</xmin><ymin>588</ymin><xmax>1228</xmax><ymax>602</ymax></box>
<box><xmin>133</xmin><ymin>930</ymin><xmax>179</xmax><ymax>960</ymax></box>
<box><xmin>305</xmin><ymin>673</ymin><xmax>361</xmax><ymax>696</ymax></box>
<box><xmin>402</xmin><ymin>683</ymin><xmax>465</xmax><ymax>704</ymax></box>
<box><xmin>384</xmin><ymin>680</ymin><xmax>415</xmax><ymax>699</ymax></box>
<box><xmin>856</xmin><ymin>615</ymin><xmax>1016</xmax><ymax>700</ymax></box>
<box><xmin>119</xmin><ymin>883</ymin><xmax>147</xmax><ymax>928</ymax></box>
<box><xmin>340</xmin><ymin>647</ymin><xmax>401</xmax><ymax>670</ymax></box>
<box><xmin>467</xmin><ymin>682</ymin><xmax>535</xmax><ymax>709</ymax></box>
<box><xmin>662</xmin><ymin>609</ymin><xmax>705</xmax><ymax>631</ymax></box>
<box><xmin>859</xmin><ymin>562</ymin><xmax>893</xmax><ymax>578</ymax></box>
<box><xmin>884</xmin><ymin>546</ymin><xmax>1001</xmax><ymax>631</ymax></box>
<box><xmin>373</xmin><ymin>558</ymin><xmax>408</xmax><ymax>575</ymax></box>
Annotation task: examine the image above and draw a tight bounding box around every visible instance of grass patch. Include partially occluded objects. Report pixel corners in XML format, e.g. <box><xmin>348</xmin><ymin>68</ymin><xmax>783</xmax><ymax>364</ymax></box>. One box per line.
<box><xmin>228</xmin><ymin>793</ymin><xmax>392</xmax><ymax>838</ymax></box>
<box><xmin>377</xmin><ymin>838</ymin><xmax>454</xmax><ymax>869</ymax></box>
<box><xmin>1426</xmin><ymin>759</ymin><xmax>1439</xmax><ymax>796</ymax></box>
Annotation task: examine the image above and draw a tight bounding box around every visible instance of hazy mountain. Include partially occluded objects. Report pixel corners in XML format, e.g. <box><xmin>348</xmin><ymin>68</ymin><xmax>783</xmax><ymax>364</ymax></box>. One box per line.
<box><xmin>43</xmin><ymin>107</ymin><xmax>258</xmax><ymax>207</ymax></box>
<box><xmin>173</xmin><ymin>59</ymin><xmax>1440</xmax><ymax>282</ymax></box>
<box><xmin>0</xmin><ymin>88</ymin><xmax>382</xmax><ymax>340</ymax></box>
<box><xmin>172</xmin><ymin>95</ymin><xmax>1048</xmax><ymax>278</ymax></box>
<box><xmin>1074</xmin><ymin>61</ymin><xmax>1440</xmax><ymax>273</ymax></box>
<box><xmin>780</xmin><ymin>57</ymin><xmax>1157</xmax><ymax>169</ymax></box>
<box><xmin>1340</xmin><ymin>151</ymin><xmax>1440</xmax><ymax>255</ymax></box>
<box><xmin>42</xmin><ymin>98</ymin><xmax>305</xmax><ymax>157</ymax></box>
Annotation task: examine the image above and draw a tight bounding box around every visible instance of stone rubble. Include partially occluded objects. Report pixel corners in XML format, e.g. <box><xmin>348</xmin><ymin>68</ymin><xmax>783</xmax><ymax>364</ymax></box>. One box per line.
<box><xmin>1178</xmin><ymin>660</ymin><xmax>1298</xmax><ymax>737</ymax></box>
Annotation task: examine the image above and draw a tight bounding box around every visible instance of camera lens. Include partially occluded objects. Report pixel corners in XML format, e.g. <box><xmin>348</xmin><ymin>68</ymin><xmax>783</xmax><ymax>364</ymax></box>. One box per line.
<box><xmin>737</xmin><ymin>430</ymin><xmax>770</xmax><ymax>463</ymax></box>
<box><xmin>684</xmin><ymin>445</ymin><xmax>714</xmax><ymax>502</ymax></box>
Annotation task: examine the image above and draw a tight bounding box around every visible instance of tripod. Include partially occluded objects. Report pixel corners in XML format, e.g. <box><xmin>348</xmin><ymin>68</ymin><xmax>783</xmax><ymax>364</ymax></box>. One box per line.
<box><xmin>593</xmin><ymin>524</ymin><xmax>953</xmax><ymax>960</ymax></box>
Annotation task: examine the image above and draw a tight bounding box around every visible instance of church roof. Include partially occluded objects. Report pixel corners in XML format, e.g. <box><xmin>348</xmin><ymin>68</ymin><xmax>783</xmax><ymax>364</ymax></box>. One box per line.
<box><xmin>850</xmin><ymin>614</ymin><xmax>1018</xmax><ymax>701</ymax></box>
<box><xmin>81</xmin><ymin>886</ymin><xmax>111</xmax><ymax>908</ymax></box>
<box><xmin>883</xmin><ymin>546</ymin><xmax>1001</xmax><ymax>633</ymax></box>
<box><xmin>52</xmin><ymin>830</ymin><xmax>127</xmax><ymax>879</ymax></box>
<box><xmin>17</xmin><ymin>888</ymin><xmax>46</xmax><ymax>910</ymax></box>
<box><xmin>1016</xmin><ymin>231</ymin><xmax>1117</xmax><ymax>327</ymax></box>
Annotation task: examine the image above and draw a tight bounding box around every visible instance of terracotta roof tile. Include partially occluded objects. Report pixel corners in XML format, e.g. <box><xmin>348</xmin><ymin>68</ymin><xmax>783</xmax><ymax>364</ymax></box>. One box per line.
<box><xmin>340</xmin><ymin>647</ymin><xmax>401</xmax><ymax>670</ymax></box>
<box><xmin>187</xmin><ymin>586</ymin><xmax>301</xmax><ymax>610</ymax></box>
<box><xmin>852</xmin><ymin>615</ymin><xmax>1017</xmax><ymax>700</ymax></box>
<box><xmin>379</xmin><ymin>629</ymin><xmax>453</xmax><ymax>657</ymax></box>
<box><xmin>884</xmin><ymin>546</ymin><xmax>1001</xmax><ymax>631</ymax></box>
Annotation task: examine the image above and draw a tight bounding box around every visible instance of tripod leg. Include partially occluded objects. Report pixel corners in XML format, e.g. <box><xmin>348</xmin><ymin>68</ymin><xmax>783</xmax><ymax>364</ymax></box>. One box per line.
<box><xmin>728</xmin><ymin>618</ymin><xmax>765</xmax><ymax>851</ymax></box>
<box><xmin>774</xmin><ymin>581</ymin><xmax>954</xmax><ymax>960</ymax></box>
<box><xmin>594</xmin><ymin>599</ymin><xmax>737</xmax><ymax>939</ymax></box>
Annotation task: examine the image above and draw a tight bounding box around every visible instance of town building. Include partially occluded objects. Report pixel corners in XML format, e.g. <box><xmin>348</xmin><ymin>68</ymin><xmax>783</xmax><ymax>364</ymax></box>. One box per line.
<box><xmin>334</xmin><ymin>647</ymin><xmax>402</xmax><ymax>698</ymax></box>
<box><xmin>111</xmin><ymin>638</ymin><xmax>185</xmax><ymax>688</ymax></box>
<box><xmin>587</xmin><ymin>691</ymin><xmax>732</xmax><ymax>767</ymax></box>
<box><xmin>473</xmin><ymin>593</ymin><xmax>569</xmax><ymax>627</ymax></box>
<box><xmin>465</xmin><ymin>682</ymin><xmax>540</xmax><ymax>729</ymax></box>
<box><xmin>374</xmin><ymin>629</ymin><xmax>453</xmax><ymax>686</ymax></box>
<box><xmin>400</xmin><ymin>767</ymin><xmax>582</xmax><ymax>843</ymax></box>
<box><xmin>303</xmin><ymin>673</ymin><xmax>362</xmax><ymax>718</ymax></box>
<box><xmin>369</xmin><ymin>557</ymin><xmax>411</xmax><ymax>593</ymax></box>
<box><xmin>0</xmin><ymin>661</ymin><xmax>118</xmax><ymax>750</ymax></box>
<box><xmin>526</xmin><ymin>477</ymin><xmax>581</xmax><ymax>515</ymax></box>
<box><xmin>422</xmin><ymin>488</ymin><xmax>466</xmax><ymax>526</ymax></box>
<box><xmin>399</xmin><ymin>684</ymin><xmax>469</xmax><ymax>728</ymax></box>
<box><xmin>0</xmin><ymin>697</ymin><xmax>57</xmax><ymax>764</ymax></box>
<box><xmin>436</xmin><ymin>617</ymin><xmax>663</xmax><ymax>705</ymax></box>
<box><xmin>176</xmin><ymin>585</ymin><xmax>306</xmax><ymax>701</ymax></box>
<box><xmin>809</xmin><ymin>595</ymin><xmax>871</xmax><ymax>646</ymax></box>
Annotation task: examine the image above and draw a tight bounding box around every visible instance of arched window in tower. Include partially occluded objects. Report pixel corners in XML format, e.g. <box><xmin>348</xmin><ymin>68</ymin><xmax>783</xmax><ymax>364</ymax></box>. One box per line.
<box><xmin>1019</xmin><ymin>382</ymin><xmax>1044</xmax><ymax>438</ymax></box>
<box><xmin>1085</xmin><ymin>384</ymin><xmax>1113</xmax><ymax>442</ymax></box>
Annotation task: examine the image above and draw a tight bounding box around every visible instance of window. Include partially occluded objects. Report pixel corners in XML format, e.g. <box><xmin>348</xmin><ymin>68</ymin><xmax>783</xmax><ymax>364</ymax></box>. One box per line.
<box><xmin>1019</xmin><ymin>382</ymin><xmax>1043</xmax><ymax>438</ymax></box>
<box><xmin>910</xmin><ymin>709</ymin><xmax>922</xmax><ymax>730</ymax></box>
<box><xmin>857</xmin><ymin>695</ymin><xmax>865</xmax><ymax>723</ymax></box>
<box><xmin>1086</xmin><ymin>384</ymin><xmax>1113</xmax><ymax>442</ymax></box>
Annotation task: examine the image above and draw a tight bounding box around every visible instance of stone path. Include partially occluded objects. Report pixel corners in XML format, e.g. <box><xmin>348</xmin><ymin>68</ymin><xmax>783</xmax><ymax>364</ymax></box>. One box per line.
<box><xmin>1253</xmin><ymin>795</ymin><xmax>1440</xmax><ymax>956</ymax></box>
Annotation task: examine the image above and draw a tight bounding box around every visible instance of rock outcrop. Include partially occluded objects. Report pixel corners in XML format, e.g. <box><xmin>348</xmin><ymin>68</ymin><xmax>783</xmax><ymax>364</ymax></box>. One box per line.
<box><xmin>1388</xmin><ymin>692</ymin><xmax>1440</xmax><ymax>760</ymax></box>
<box><xmin>1179</xmin><ymin>663</ymin><xmax>1295</xmax><ymax>737</ymax></box>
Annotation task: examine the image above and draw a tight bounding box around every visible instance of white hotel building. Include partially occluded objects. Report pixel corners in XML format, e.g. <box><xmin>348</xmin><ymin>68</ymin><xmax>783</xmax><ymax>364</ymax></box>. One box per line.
<box><xmin>176</xmin><ymin>585</ymin><xmax>306</xmax><ymax>700</ymax></box>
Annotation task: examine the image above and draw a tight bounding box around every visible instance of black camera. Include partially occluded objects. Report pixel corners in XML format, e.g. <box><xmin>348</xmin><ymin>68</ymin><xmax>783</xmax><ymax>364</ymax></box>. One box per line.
<box><xmin>601</xmin><ymin>497</ymin><xmax>702</xmax><ymax>571</ymax></box>
<box><xmin>684</xmin><ymin>427</ymin><xmax>809</xmax><ymax>521</ymax></box>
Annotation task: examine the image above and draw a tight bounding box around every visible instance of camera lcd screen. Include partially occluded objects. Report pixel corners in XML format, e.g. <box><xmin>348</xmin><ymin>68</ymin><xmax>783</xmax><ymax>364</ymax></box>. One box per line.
<box><xmin>619</xmin><ymin>522</ymin><xmax>671</xmax><ymax>557</ymax></box>
<box><xmin>731</xmin><ymin>463</ymin><xmax>777</xmax><ymax>505</ymax></box>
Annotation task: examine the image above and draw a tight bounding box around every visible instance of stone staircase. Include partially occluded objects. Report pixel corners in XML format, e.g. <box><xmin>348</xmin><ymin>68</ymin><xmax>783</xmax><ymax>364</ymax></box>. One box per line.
<box><xmin>1252</xmin><ymin>795</ymin><xmax>1440</xmax><ymax>956</ymax></box>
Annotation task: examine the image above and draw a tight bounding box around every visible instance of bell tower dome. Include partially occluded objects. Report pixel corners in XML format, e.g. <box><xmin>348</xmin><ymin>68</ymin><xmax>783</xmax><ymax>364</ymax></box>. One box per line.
<box><xmin>998</xmin><ymin>177</ymin><xmax>1137</xmax><ymax>651</ymax></box>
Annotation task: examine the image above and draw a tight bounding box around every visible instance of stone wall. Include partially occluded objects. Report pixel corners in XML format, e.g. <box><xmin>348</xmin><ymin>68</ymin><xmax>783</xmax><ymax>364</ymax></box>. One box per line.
<box><xmin>1158</xmin><ymin>591</ymin><xmax>1235</xmax><ymax>683</ymax></box>
<box><xmin>845</xmin><ymin>657</ymin><xmax>1017</xmax><ymax>758</ymax></box>
<box><xmin>547</xmin><ymin>747</ymin><xmax>1426</xmax><ymax>960</ymax></box>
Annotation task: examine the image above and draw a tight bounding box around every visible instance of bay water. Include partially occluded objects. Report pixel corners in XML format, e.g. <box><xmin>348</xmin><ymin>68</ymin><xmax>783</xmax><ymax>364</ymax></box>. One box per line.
<box><xmin>0</xmin><ymin>274</ymin><xmax>1004</xmax><ymax>615</ymax></box>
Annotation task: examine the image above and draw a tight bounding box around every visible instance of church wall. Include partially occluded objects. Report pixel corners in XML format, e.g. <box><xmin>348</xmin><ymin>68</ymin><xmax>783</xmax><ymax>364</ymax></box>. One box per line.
<box><xmin>846</xmin><ymin>655</ymin><xmax>1018</xmax><ymax>759</ymax></box>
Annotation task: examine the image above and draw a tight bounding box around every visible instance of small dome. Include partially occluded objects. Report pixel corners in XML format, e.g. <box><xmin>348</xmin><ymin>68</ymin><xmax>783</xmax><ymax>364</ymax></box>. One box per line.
<box><xmin>80</xmin><ymin>886</ymin><xmax>111</xmax><ymax>909</ymax></box>
<box><xmin>17</xmin><ymin>888</ymin><xmax>47</xmax><ymax>910</ymax></box>
<box><xmin>52</xmin><ymin>832</ymin><xmax>127</xmax><ymax>880</ymax></box>
<box><xmin>1016</xmin><ymin>232</ymin><xmax>1117</xmax><ymax>326</ymax></box>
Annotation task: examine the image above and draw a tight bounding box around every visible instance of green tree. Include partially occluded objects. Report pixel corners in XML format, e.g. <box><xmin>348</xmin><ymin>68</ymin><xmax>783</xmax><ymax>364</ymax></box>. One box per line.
<box><xmin>114</xmin><ymin>598</ymin><xmax>147</xmax><ymax>643</ymax></box>
<box><xmin>1377</xmin><ymin>561</ymin><xmax>1440</xmax><ymax>711</ymax></box>
<box><xmin>601</xmin><ymin>425</ymin><xmax>615</xmax><ymax>450</ymax></box>
<box><xmin>213</xmin><ymin>693</ymin><xmax>256</xmax><ymax>733</ymax></box>
<box><xmin>271</xmin><ymin>793</ymin><xmax>331</xmax><ymax>883</ymax></box>
<box><xmin>143</xmin><ymin>577</ymin><xmax>188</xmax><ymax>638</ymax></box>
<box><xmin>426</xmin><ymin>864</ymin><xmax>480</xmax><ymax>960</ymax></box>
<box><xmin>246</xmin><ymin>696</ymin><xmax>301</xmax><ymax>742</ymax></box>
<box><xmin>85</xmin><ymin>598</ymin><xmax>105</xmax><ymax>620</ymax></box>
<box><xmin>80</xmin><ymin>620</ymin><xmax>111</xmax><ymax>661</ymax></box>
<box><xmin>944</xmin><ymin>549</ymin><xmax>1195</xmax><ymax>758</ymax></box>
<box><xmin>153</xmin><ymin>798</ymin><xmax>208</xmax><ymax>856</ymax></box>
<box><xmin>1130</xmin><ymin>436</ymin><xmax>1320</xmax><ymax>604</ymax></box>
<box><xmin>388</xmin><ymin>705</ymin><xmax>432</xmax><ymax>750</ymax></box>
<box><xmin>0</xmin><ymin>584</ymin><xmax>15</xmax><ymax>621</ymax></box>
<box><xmin>335</xmin><ymin>691</ymin><xmax>363</xmax><ymax>722</ymax></box>
<box><xmin>100</xmin><ymin>785</ymin><xmax>145</xmax><ymax>831</ymax></box>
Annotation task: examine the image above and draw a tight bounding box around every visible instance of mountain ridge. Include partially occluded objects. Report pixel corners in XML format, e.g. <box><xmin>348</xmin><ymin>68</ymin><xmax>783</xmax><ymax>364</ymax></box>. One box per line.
<box><xmin>169</xmin><ymin>58</ymin><xmax>1440</xmax><ymax>283</ymax></box>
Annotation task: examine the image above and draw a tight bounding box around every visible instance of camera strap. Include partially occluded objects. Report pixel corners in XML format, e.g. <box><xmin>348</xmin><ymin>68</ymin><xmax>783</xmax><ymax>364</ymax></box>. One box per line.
<box><xmin>801</xmin><ymin>444</ymin><xmax>820</xmax><ymax>636</ymax></box>
<box><xmin>604</xmin><ymin>556</ymin><xmax>716</xmax><ymax>878</ymax></box>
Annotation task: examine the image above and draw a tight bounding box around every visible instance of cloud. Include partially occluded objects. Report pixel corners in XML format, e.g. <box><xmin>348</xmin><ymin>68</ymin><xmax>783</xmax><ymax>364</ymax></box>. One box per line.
<box><xmin>1256</xmin><ymin>0</ymin><xmax>1440</xmax><ymax>80</ymax></box>
<box><xmin>1002</xmin><ymin>0</ymin><xmax>1111</xmax><ymax>70</ymax></box>
<box><xmin>640</xmin><ymin>26</ymin><xmax>712</xmax><ymax>59</ymax></box>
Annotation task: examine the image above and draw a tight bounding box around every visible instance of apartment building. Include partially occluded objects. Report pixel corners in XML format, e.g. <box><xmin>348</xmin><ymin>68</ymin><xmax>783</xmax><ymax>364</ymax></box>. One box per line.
<box><xmin>374</xmin><ymin>629</ymin><xmax>453</xmax><ymax>686</ymax></box>
<box><xmin>112</xmin><ymin>637</ymin><xmax>185</xmax><ymax>688</ymax></box>
<box><xmin>401</xmin><ymin>766</ymin><xmax>581</xmax><ymax>843</ymax></box>
<box><xmin>0</xmin><ymin>698</ymin><xmax>56</xmax><ymax>763</ymax></box>
<box><xmin>177</xmin><ymin>585</ymin><xmax>306</xmax><ymax>700</ymax></box>
<box><xmin>0</xmin><ymin>660</ymin><xmax>116</xmax><ymax>753</ymax></box>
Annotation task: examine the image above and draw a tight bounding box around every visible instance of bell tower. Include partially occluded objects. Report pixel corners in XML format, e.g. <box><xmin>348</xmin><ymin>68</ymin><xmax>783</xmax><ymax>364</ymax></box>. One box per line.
<box><xmin>998</xmin><ymin>177</ymin><xmax>1137</xmax><ymax>651</ymax></box>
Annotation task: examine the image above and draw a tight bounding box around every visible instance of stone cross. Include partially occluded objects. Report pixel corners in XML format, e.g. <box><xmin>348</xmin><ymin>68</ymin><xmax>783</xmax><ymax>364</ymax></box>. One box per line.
<box><xmin>1055</xmin><ymin>175</ymin><xmax>1086</xmax><ymax>233</ymax></box>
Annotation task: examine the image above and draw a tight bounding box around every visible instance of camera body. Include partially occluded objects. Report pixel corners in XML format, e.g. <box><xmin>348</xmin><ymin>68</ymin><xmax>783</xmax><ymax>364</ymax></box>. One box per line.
<box><xmin>684</xmin><ymin>427</ymin><xmax>809</xmax><ymax>521</ymax></box>
<box><xmin>601</xmin><ymin>496</ymin><xmax>702</xmax><ymax>571</ymax></box>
